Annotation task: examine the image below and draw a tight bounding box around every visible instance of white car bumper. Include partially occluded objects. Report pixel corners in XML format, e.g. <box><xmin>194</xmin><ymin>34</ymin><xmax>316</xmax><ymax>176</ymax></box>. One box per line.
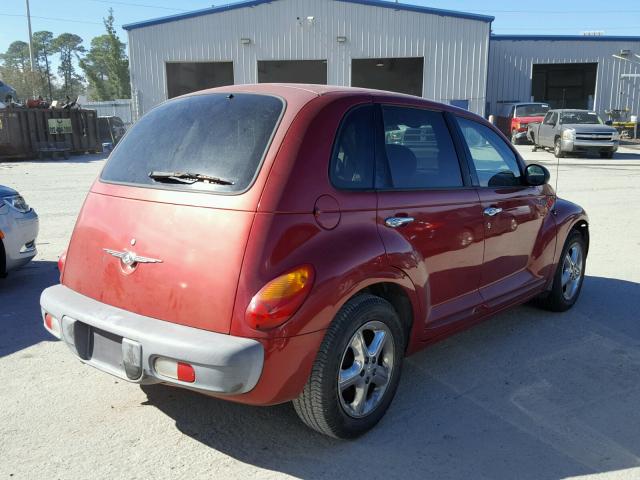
<box><xmin>0</xmin><ymin>207</ymin><xmax>39</xmax><ymax>273</ymax></box>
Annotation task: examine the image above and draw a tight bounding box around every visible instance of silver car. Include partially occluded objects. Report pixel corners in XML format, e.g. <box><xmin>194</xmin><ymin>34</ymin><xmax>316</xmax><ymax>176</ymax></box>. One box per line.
<box><xmin>0</xmin><ymin>185</ymin><xmax>38</xmax><ymax>275</ymax></box>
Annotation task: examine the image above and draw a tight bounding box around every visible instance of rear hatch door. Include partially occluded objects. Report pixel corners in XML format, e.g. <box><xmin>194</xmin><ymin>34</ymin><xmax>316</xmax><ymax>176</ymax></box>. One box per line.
<box><xmin>62</xmin><ymin>92</ymin><xmax>285</xmax><ymax>334</ymax></box>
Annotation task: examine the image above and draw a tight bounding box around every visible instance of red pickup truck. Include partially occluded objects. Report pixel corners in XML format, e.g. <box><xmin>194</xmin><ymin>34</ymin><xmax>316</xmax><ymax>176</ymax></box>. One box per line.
<box><xmin>494</xmin><ymin>102</ymin><xmax>550</xmax><ymax>144</ymax></box>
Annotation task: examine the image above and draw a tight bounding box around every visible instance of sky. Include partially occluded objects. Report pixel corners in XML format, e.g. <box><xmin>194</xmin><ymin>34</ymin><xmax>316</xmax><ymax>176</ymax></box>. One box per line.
<box><xmin>1</xmin><ymin>0</ymin><xmax>639</xmax><ymax>57</ymax></box>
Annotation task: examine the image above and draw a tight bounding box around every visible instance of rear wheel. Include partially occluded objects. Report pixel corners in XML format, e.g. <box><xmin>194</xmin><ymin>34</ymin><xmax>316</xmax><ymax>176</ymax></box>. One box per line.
<box><xmin>511</xmin><ymin>130</ymin><xmax>519</xmax><ymax>145</ymax></box>
<box><xmin>293</xmin><ymin>294</ymin><xmax>405</xmax><ymax>439</ymax></box>
<box><xmin>537</xmin><ymin>230</ymin><xmax>586</xmax><ymax>312</ymax></box>
<box><xmin>554</xmin><ymin>138</ymin><xmax>565</xmax><ymax>158</ymax></box>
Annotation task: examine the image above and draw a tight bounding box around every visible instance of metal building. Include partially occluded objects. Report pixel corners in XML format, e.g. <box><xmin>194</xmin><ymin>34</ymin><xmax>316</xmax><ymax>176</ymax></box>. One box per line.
<box><xmin>123</xmin><ymin>0</ymin><xmax>493</xmax><ymax>119</ymax></box>
<box><xmin>487</xmin><ymin>35</ymin><xmax>640</xmax><ymax>120</ymax></box>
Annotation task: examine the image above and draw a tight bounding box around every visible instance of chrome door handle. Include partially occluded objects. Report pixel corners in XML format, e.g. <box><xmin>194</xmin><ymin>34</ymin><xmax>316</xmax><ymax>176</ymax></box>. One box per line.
<box><xmin>483</xmin><ymin>207</ymin><xmax>503</xmax><ymax>217</ymax></box>
<box><xmin>385</xmin><ymin>217</ymin><xmax>415</xmax><ymax>228</ymax></box>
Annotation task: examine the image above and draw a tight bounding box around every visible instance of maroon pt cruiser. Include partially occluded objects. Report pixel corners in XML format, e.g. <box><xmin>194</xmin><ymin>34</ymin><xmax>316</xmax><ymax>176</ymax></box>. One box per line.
<box><xmin>41</xmin><ymin>84</ymin><xmax>588</xmax><ymax>438</ymax></box>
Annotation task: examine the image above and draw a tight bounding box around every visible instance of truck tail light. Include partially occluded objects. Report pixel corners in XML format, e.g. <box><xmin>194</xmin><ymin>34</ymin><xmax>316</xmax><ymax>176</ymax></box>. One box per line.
<box><xmin>246</xmin><ymin>265</ymin><xmax>315</xmax><ymax>330</ymax></box>
<box><xmin>154</xmin><ymin>357</ymin><xmax>196</xmax><ymax>383</ymax></box>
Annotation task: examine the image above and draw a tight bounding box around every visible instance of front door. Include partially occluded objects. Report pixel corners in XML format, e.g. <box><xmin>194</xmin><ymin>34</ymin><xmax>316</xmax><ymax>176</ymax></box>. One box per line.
<box><xmin>539</xmin><ymin>111</ymin><xmax>558</xmax><ymax>147</ymax></box>
<box><xmin>375</xmin><ymin>105</ymin><xmax>485</xmax><ymax>332</ymax></box>
<box><xmin>455</xmin><ymin>116</ymin><xmax>553</xmax><ymax>308</ymax></box>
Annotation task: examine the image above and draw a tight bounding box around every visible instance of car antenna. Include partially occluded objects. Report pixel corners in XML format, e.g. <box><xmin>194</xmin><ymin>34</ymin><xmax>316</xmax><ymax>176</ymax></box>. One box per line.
<box><xmin>553</xmin><ymin>152</ymin><xmax>560</xmax><ymax>213</ymax></box>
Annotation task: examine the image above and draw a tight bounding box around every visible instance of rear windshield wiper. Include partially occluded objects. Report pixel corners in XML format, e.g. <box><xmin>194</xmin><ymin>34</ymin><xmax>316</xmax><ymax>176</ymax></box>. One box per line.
<box><xmin>148</xmin><ymin>171</ymin><xmax>234</xmax><ymax>186</ymax></box>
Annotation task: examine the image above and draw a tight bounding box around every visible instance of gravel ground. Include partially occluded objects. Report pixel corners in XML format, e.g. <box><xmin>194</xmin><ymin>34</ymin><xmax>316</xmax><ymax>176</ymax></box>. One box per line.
<box><xmin>1</xmin><ymin>145</ymin><xmax>639</xmax><ymax>480</ymax></box>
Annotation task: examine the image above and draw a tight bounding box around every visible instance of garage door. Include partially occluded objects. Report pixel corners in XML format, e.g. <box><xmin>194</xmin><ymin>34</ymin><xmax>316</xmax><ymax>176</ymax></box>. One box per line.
<box><xmin>532</xmin><ymin>63</ymin><xmax>597</xmax><ymax>110</ymax></box>
<box><xmin>352</xmin><ymin>58</ymin><xmax>424</xmax><ymax>97</ymax></box>
<box><xmin>257</xmin><ymin>60</ymin><xmax>327</xmax><ymax>84</ymax></box>
<box><xmin>166</xmin><ymin>62</ymin><xmax>234</xmax><ymax>99</ymax></box>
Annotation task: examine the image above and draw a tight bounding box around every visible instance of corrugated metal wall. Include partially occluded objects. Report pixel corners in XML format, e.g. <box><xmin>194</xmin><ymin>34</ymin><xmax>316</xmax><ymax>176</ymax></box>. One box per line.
<box><xmin>488</xmin><ymin>38</ymin><xmax>640</xmax><ymax>118</ymax></box>
<box><xmin>83</xmin><ymin>99</ymin><xmax>134</xmax><ymax>126</ymax></box>
<box><xmin>127</xmin><ymin>0</ymin><xmax>490</xmax><ymax>118</ymax></box>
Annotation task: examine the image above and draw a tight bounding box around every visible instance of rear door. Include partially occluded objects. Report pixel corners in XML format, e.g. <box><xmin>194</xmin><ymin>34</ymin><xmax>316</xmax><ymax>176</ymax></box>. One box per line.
<box><xmin>375</xmin><ymin>105</ymin><xmax>485</xmax><ymax>332</ymax></box>
<box><xmin>454</xmin><ymin>116</ymin><xmax>551</xmax><ymax>308</ymax></box>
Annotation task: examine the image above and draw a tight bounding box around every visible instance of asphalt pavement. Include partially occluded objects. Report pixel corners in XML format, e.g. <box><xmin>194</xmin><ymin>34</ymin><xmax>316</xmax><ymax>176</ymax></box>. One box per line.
<box><xmin>1</xmin><ymin>145</ymin><xmax>639</xmax><ymax>480</ymax></box>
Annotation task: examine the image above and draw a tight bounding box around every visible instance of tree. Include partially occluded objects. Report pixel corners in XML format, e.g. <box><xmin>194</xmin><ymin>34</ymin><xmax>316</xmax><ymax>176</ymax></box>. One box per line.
<box><xmin>80</xmin><ymin>35</ymin><xmax>111</xmax><ymax>100</ymax></box>
<box><xmin>80</xmin><ymin>9</ymin><xmax>130</xmax><ymax>100</ymax></box>
<box><xmin>32</xmin><ymin>31</ymin><xmax>55</xmax><ymax>100</ymax></box>
<box><xmin>52</xmin><ymin>33</ymin><xmax>85</xmax><ymax>97</ymax></box>
<box><xmin>0</xmin><ymin>40</ymin><xmax>39</xmax><ymax>99</ymax></box>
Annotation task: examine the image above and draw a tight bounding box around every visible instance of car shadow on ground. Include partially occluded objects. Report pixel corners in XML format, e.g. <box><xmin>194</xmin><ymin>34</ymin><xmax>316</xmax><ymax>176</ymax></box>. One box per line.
<box><xmin>0</xmin><ymin>260</ymin><xmax>58</xmax><ymax>357</ymax></box>
<box><xmin>142</xmin><ymin>275</ymin><xmax>640</xmax><ymax>480</ymax></box>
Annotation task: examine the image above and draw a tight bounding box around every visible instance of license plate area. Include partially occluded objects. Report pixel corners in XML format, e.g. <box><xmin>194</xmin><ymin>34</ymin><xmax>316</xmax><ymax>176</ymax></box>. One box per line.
<box><xmin>69</xmin><ymin>320</ymin><xmax>140</xmax><ymax>380</ymax></box>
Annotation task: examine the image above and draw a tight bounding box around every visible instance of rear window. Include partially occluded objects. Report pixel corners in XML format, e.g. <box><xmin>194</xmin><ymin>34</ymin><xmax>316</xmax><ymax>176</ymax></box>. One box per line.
<box><xmin>100</xmin><ymin>93</ymin><xmax>284</xmax><ymax>193</ymax></box>
<box><xmin>515</xmin><ymin>104</ymin><xmax>549</xmax><ymax>117</ymax></box>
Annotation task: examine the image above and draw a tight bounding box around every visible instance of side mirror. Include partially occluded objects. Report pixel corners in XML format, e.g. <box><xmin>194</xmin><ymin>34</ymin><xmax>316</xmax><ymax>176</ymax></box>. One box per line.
<box><xmin>525</xmin><ymin>164</ymin><xmax>550</xmax><ymax>186</ymax></box>
<box><xmin>605</xmin><ymin>120</ymin><xmax>613</xmax><ymax>126</ymax></box>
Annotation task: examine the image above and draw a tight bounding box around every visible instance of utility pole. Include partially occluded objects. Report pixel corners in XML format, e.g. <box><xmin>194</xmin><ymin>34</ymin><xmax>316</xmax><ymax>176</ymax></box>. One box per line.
<box><xmin>25</xmin><ymin>0</ymin><xmax>37</xmax><ymax>99</ymax></box>
<box><xmin>25</xmin><ymin>0</ymin><xmax>35</xmax><ymax>71</ymax></box>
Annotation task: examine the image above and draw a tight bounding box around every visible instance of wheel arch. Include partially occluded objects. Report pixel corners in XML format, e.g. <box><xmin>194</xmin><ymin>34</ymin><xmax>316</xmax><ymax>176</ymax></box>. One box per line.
<box><xmin>553</xmin><ymin>198</ymin><xmax>589</xmax><ymax>266</ymax></box>
<box><xmin>356</xmin><ymin>281</ymin><xmax>415</xmax><ymax>352</ymax></box>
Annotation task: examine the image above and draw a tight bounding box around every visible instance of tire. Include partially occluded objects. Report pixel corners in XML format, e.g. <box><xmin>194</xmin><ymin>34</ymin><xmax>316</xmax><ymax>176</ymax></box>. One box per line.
<box><xmin>293</xmin><ymin>294</ymin><xmax>405</xmax><ymax>439</ymax></box>
<box><xmin>537</xmin><ymin>230</ymin><xmax>586</xmax><ymax>312</ymax></box>
<box><xmin>554</xmin><ymin>138</ymin><xmax>565</xmax><ymax>158</ymax></box>
<box><xmin>511</xmin><ymin>130</ymin><xmax>519</xmax><ymax>145</ymax></box>
<box><xmin>599</xmin><ymin>151</ymin><xmax>614</xmax><ymax>159</ymax></box>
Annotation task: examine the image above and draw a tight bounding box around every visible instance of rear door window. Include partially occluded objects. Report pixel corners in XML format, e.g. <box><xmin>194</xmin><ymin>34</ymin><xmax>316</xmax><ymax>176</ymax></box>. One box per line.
<box><xmin>100</xmin><ymin>93</ymin><xmax>284</xmax><ymax>193</ymax></box>
<box><xmin>379</xmin><ymin>106</ymin><xmax>463</xmax><ymax>189</ymax></box>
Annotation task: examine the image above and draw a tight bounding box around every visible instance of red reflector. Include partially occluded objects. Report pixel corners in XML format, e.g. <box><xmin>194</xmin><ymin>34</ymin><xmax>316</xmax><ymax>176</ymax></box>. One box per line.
<box><xmin>45</xmin><ymin>313</ymin><xmax>53</xmax><ymax>330</ymax></box>
<box><xmin>177</xmin><ymin>362</ymin><xmax>195</xmax><ymax>383</ymax></box>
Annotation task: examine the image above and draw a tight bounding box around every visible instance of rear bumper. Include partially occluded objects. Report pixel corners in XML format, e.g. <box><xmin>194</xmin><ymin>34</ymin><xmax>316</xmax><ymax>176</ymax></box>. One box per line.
<box><xmin>514</xmin><ymin>130</ymin><xmax>529</xmax><ymax>139</ymax></box>
<box><xmin>1</xmin><ymin>208</ymin><xmax>38</xmax><ymax>273</ymax></box>
<box><xmin>40</xmin><ymin>284</ymin><xmax>264</xmax><ymax>395</ymax></box>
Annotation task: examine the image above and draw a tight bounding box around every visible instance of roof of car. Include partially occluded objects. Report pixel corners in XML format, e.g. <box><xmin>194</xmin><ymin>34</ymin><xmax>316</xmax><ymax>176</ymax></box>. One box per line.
<box><xmin>551</xmin><ymin>109</ymin><xmax>597</xmax><ymax>113</ymax></box>
<box><xmin>183</xmin><ymin>83</ymin><xmax>470</xmax><ymax>115</ymax></box>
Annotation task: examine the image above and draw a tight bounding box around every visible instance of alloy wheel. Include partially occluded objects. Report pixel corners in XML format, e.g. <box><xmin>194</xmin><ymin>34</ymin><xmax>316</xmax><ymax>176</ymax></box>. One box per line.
<box><xmin>561</xmin><ymin>242</ymin><xmax>583</xmax><ymax>300</ymax></box>
<box><xmin>337</xmin><ymin>321</ymin><xmax>395</xmax><ymax>418</ymax></box>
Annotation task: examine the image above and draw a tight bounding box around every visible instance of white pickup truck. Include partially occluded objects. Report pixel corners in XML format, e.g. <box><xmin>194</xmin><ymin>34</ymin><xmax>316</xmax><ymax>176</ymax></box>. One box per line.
<box><xmin>528</xmin><ymin>109</ymin><xmax>620</xmax><ymax>159</ymax></box>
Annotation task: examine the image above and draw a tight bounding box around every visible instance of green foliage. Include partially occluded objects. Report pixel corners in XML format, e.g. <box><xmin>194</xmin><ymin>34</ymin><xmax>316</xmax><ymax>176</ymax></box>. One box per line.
<box><xmin>32</xmin><ymin>31</ymin><xmax>55</xmax><ymax>99</ymax></box>
<box><xmin>0</xmin><ymin>41</ymin><xmax>39</xmax><ymax>99</ymax></box>
<box><xmin>51</xmin><ymin>33</ymin><xmax>85</xmax><ymax>98</ymax></box>
<box><xmin>0</xmin><ymin>9</ymin><xmax>131</xmax><ymax>102</ymax></box>
<box><xmin>80</xmin><ymin>9</ymin><xmax>130</xmax><ymax>101</ymax></box>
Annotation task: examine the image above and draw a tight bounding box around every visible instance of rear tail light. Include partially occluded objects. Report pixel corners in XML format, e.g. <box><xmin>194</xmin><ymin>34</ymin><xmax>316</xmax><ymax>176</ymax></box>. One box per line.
<box><xmin>43</xmin><ymin>312</ymin><xmax>61</xmax><ymax>338</ymax></box>
<box><xmin>154</xmin><ymin>357</ymin><xmax>196</xmax><ymax>383</ymax></box>
<box><xmin>246</xmin><ymin>265</ymin><xmax>315</xmax><ymax>330</ymax></box>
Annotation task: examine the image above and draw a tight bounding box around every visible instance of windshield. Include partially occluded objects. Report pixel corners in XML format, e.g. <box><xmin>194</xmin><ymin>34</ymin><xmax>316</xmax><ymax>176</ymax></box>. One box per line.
<box><xmin>515</xmin><ymin>104</ymin><xmax>549</xmax><ymax>117</ymax></box>
<box><xmin>100</xmin><ymin>93</ymin><xmax>284</xmax><ymax>193</ymax></box>
<box><xmin>560</xmin><ymin>111</ymin><xmax>603</xmax><ymax>125</ymax></box>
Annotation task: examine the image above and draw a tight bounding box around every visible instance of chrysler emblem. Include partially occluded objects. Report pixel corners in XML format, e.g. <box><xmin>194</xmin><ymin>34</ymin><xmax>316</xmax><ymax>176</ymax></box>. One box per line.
<box><xmin>103</xmin><ymin>248</ymin><xmax>163</xmax><ymax>267</ymax></box>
